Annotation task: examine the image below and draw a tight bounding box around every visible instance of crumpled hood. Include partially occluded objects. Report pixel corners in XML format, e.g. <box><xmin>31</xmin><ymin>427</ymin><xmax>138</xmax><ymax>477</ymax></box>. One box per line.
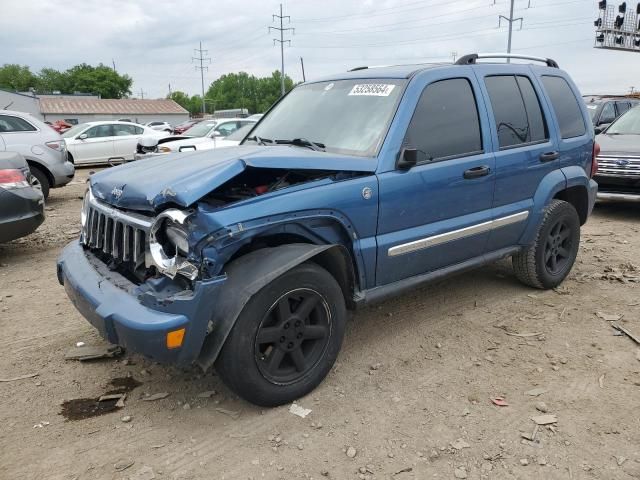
<box><xmin>596</xmin><ymin>133</ymin><xmax>640</xmax><ymax>156</ymax></box>
<box><xmin>90</xmin><ymin>145</ymin><xmax>377</xmax><ymax>212</ymax></box>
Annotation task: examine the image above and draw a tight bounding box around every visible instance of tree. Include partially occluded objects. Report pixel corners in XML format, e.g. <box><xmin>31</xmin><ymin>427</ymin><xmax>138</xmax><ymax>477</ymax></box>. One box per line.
<box><xmin>0</xmin><ymin>64</ymin><xmax>39</xmax><ymax>91</ymax></box>
<box><xmin>168</xmin><ymin>91</ymin><xmax>192</xmax><ymax>110</ymax></box>
<box><xmin>0</xmin><ymin>63</ymin><xmax>132</xmax><ymax>98</ymax></box>
<box><xmin>36</xmin><ymin>68</ymin><xmax>70</xmax><ymax>93</ymax></box>
<box><xmin>205</xmin><ymin>71</ymin><xmax>294</xmax><ymax>114</ymax></box>
<box><xmin>63</xmin><ymin>64</ymin><xmax>132</xmax><ymax>98</ymax></box>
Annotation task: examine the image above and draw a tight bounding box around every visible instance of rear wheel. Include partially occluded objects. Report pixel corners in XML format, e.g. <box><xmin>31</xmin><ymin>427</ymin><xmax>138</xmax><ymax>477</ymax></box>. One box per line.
<box><xmin>29</xmin><ymin>165</ymin><xmax>50</xmax><ymax>200</ymax></box>
<box><xmin>512</xmin><ymin>199</ymin><xmax>580</xmax><ymax>289</ymax></box>
<box><xmin>215</xmin><ymin>262</ymin><xmax>346</xmax><ymax>407</ymax></box>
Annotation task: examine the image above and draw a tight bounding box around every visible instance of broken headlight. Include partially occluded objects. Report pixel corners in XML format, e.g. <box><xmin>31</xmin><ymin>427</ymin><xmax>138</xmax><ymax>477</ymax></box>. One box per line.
<box><xmin>148</xmin><ymin>209</ymin><xmax>198</xmax><ymax>280</ymax></box>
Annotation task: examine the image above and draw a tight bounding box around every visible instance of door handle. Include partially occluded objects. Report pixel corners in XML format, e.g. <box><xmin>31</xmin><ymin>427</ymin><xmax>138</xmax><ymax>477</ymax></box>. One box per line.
<box><xmin>463</xmin><ymin>165</ymin><xmax>491</xmax><ymax>179</ymax></box>
<box><xmin>539</xmin><ymin>151</ymin><xmax>560</xmax><ymax>162</ymax></box>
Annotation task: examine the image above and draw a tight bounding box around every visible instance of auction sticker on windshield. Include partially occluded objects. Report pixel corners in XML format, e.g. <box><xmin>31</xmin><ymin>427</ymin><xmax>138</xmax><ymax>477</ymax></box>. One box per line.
<box><xmin>349</xmin><ymin>84</ymin><xmax>396</xmax><ymax>96</ymax></box>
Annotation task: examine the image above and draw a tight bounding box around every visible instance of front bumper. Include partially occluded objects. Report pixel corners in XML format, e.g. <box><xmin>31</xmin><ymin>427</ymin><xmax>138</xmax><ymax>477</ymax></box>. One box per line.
<box><xmin>57</xmin><ymin>241</ymin><xmax>225</xmax><ymax>366</ymax></box>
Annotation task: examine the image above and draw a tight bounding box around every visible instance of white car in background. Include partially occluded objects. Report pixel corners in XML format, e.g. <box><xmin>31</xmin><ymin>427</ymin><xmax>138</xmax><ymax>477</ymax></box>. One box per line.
<box><xmin>145</xmin><ymin>121</ymin><xmax>173</xmax><ymax>133</ymax></box>
<box><xmin>135</xmin><ymin>118</ymin><xmax>256</xmax><ymax>159</ymax></box>
<box><xmin>62</xmin><ymin>121</ymin><xmax>169</xmax><ymax>165</ymax></box>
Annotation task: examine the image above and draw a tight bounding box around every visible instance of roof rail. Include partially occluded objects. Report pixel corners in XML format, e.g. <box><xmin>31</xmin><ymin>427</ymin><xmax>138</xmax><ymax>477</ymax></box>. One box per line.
<box><xmin>348</xmin><ymin>66</ymin><xmax>369</xmax><ymax>72</ymax></box>
<box><xmin>455</xmin><ymin>53</ymin><xmax>559</xmax><ymax>68</ymax></box>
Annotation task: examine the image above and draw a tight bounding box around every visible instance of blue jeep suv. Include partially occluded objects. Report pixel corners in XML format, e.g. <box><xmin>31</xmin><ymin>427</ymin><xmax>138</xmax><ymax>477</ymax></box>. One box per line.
<box><xmin>57</xmin><ymin>53</ymin><xmax>598</xmax><ymax>406</ymax></box>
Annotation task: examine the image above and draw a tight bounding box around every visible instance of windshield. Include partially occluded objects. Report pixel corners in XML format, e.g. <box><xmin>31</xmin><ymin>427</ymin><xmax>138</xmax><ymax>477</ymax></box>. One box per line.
<box><xmin>606</xmin><ymin>106</ymin><xmax>640</xmax><ymax>135</ymax></box>
<box><xmin>586</xmin><ymin>104</ymin><xmax>598</xmax><ymax>120</ymax></box>
<box><xmin>62</xmin><ymin>123</ymin><xmax>90</xmax><ymax>138</ymax></box>
<box><xmin>226</xmin><ymin>123</ymin><xmax>254</xmax><ymax>141</ymax></box>
<box><xmin>246</xmin><ymin>79</ymin><xmax>406</xmax><ymax>156</ymax></box>
<box><xmin>183</xmin><ymin>121</ymin><xmax>216</xmax><ymax>137</ymax></box>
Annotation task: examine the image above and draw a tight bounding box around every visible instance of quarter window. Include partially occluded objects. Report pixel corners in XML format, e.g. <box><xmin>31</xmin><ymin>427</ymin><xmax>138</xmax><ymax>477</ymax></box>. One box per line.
<box><xmin>0</xmin><ymin>115</ymin><xmax>37</xmax><ymax>132</ymax></box>
<box><xmin>405</xmin><ymin>78</ymin><xmax>482</xmax><ymax>162</ymax></box>
<box><xmin>541</xmin><ymin>76</ymin><xmax>586</xmax><ymax>139</ymax></box>
<box><xmin>484</xmin><ymin>75</ymin><xmax>548</xmax><ymax>148</ymax></box>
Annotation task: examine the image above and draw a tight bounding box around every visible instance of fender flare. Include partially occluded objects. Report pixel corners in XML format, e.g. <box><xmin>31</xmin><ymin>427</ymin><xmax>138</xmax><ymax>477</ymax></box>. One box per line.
<box><xmin>518</xmin><ymin>169</ymin><xmax>567</xmax><ymax>245</ymax></box>
<box><xmin>196</xmin><ymin>243</ymin><xmax>337</xmax><ymax>371</ymax></box>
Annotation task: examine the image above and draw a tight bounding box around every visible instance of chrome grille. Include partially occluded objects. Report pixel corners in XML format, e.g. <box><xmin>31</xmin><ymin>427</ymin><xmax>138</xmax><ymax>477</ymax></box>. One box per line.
<box><xmin>81</xmin><ymin>192</ymin><xmax>152</xmax><ymax>268</ymax></box>
<box><xmin>597</xmin><ymin>155</ymin><xmax>640</xmax><ymax>177</ymax></box>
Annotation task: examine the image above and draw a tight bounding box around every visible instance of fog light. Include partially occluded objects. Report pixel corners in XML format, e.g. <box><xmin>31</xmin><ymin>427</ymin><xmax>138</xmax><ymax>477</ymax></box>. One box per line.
<box><xmin>166</xmin><ymin>328</ymin><xmax>186</xmax><ymax>349</ymax></box>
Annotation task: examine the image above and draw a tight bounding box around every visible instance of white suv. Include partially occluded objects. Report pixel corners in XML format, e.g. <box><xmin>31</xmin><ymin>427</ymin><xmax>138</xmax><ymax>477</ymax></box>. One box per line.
<box><xmin>0</xmin><ymin>110</ymin><xmax>74</xmax><ymax>199</ymax></box>
<box><xmin>145</xmin><ymin>121</ymin><xmax>173</xmax><ymax>133</ymax></box>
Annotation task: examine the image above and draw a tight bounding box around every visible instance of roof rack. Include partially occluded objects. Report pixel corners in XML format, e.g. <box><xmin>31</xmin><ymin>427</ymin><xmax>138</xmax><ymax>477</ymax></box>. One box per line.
<box><xmin>455</xmin><ymin>53</ymin><xmax>559</xmax><ymax>68</ymax></box>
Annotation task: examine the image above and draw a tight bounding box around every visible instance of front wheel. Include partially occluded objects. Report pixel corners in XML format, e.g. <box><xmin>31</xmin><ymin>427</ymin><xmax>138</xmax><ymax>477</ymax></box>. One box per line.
<box><xmin>215</xmin><ymin>262</ymin><xmax>346</xmax><ymax>407</ymax></box>
<box><xmin>512</xmin><ymin>199</ymin><xmax>580</xmax><ymax>289</ymax></box>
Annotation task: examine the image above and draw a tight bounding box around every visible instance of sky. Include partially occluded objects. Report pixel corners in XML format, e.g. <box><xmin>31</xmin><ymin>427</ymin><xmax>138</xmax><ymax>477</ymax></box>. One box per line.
<box><xmin>1</xmin><ymin>0</ymin><xmax>637</xmax><ymax>98</ymax></box>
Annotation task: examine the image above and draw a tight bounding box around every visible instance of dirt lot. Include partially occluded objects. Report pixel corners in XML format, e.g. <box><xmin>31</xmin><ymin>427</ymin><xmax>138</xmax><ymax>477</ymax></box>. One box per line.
<box><xmin>1</xmin><ymin>168</ymin><xmax>639</xmax><ymax>480</ymax></box>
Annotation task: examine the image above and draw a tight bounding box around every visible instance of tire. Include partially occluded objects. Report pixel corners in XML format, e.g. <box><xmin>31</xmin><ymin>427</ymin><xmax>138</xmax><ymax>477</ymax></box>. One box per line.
<box><xmin>512</xmin><ymin>199</ymin><xmax>580</xmax><ymax>289</ymax></box>
<box><xmin>29</xmin><ymin>165</ymin><xmax>50</xmax><ymax>200</ymax></box>
<box><xmin>215</xmin><ymin>262</ymin><xmax>346</xmax><ymax>407</ymax></box>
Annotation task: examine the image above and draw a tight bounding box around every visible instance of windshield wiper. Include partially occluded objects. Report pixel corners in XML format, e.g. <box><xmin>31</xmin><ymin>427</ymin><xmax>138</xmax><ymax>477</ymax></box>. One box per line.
<box><xmin>245</xmin><ymin>135</ymin><xmax>274</xmax><ymax>145</ymax></box>
<box><xmin>277</xmin><ymin>138</ymin><xmax>326</xmax><ymax>152</ymax></box>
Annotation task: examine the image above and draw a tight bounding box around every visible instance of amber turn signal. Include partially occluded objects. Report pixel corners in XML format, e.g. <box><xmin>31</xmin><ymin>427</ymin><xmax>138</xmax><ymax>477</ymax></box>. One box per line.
<box><xmin>166</xmin><ymin>328</ymin><xmax>186</xmax><ymax>349</ymax></box>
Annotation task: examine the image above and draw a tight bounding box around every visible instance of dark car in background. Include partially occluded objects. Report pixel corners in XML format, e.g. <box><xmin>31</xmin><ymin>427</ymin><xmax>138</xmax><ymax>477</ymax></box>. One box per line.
<box><xmin>595</xmin><ymin>105</ymin><xmax>640</xmax><ymax>201</ymax></box>
<box><xmin>584</xmin><ymin>95</ymin><xmax>640</xmax><ymax>132</ymax></box>
<box><xmin>0</xmin><ymin>152</ymin><xmax>45</xmax><ymax>243</ymax></box>
<box><xmin>173</xmin><ymin>119</ymin><xmax>202</xmax><ymax>135</ymax></box>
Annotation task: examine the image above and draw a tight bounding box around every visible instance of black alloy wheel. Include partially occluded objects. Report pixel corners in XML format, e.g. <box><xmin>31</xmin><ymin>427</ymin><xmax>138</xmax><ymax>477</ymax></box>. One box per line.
<box><xmin>255</xmin><ymin>288</ymin><xmax>331</xmax><ymax>385</ymax></box>
<box><xmin>215</xmin><ymin>261</ymin><xmax>346</xmax><ymax>407</ymax></box>
<box><xmin>543</xmin><ymin>219</ymin><xmax>573</xmax><ymax>275</ymax></box>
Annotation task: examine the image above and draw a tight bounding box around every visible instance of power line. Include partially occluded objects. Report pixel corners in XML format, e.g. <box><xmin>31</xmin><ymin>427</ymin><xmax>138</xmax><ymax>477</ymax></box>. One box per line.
<box><xmin>192</xmin><ymin>41</ymin><xmax>211</xmax><ymax>114</ymax></box>
<box><xmin>269</xmin><ymin>3</ymin><xmax>294</xmax><ymax>96</ymax></box>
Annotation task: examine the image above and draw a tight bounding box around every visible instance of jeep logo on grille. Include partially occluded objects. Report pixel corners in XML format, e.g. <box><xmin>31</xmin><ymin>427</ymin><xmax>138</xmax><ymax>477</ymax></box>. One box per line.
<box><xmin>616</xmin><ymin>159</ymin><xmax>630</xmax><ymax>166</ymax></box>
<box><xmin>111</xmin><ymin>187</ymin><xmax>124</xmax><ymax>199</ymax></box>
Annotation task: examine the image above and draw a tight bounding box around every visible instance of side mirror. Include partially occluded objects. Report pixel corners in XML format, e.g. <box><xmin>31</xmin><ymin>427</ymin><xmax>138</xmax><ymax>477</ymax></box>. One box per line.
<box><xmin>595</xmin><ymin>124</ymin><xmax>609</xmax><ymax>135</ymax></box>
<box><xmin>397</xmin><ymin>147</ymin><xmax>418</xmax><ymax>170</ymax></box>
<box><xmin>212</xmin><ymin>131</ymin><xmax>223</xmax><ymax>137</ymax></box>
<box><xmin>78</xmin><ymin>133</ymin><xmax>88</xmax><ymax>140</ymax></box>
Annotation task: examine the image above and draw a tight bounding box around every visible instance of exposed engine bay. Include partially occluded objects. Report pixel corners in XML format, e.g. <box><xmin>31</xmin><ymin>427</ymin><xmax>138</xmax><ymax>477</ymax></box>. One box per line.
<box><xmin>205</xmin><ymin>167</ymin><xmax>361</xmax><ymax>207</ymax></box>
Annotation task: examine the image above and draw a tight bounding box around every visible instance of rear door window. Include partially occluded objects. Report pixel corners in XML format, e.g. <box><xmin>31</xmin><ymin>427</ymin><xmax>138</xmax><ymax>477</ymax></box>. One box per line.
<box><xmin>541</xmin><ymin>76</ymin><xmax>586</xmax><ymax>138</ymax></box>
<box><xmin>86</xmin><ymin>125</ymin><xmax>114</xmax><ymax>138</ymax></box>
<box><xmin>0</xmin><ymin>115</ymin><xmax>37</xmax><ymax>132</ymax></box>
<box><xmin>599</xmin><ymin>102</ymin><xmax>616</xmax><ymax>124</ymax></box>
<box><xmin>484</xmin><ymin>75</ymin><xmax>548</xmax><ymax>148</ymax></box>
<box><xmin>405</xmin><ymin>77</ymin><xmax>483</xmax><ymax>162</ymax></box>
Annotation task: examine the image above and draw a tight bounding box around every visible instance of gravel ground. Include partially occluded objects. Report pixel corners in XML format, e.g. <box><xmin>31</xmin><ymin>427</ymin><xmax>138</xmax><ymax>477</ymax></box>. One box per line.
<box><xmin>1</xmin><ymin>168</ymin><xmax>639</xmax><ymax>480</ymax></box>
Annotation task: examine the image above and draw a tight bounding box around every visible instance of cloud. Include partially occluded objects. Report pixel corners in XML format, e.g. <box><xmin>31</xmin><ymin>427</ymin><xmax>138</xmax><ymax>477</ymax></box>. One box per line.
<box><xmin>1</xmin><ymin>0</ymin><xmax>635</xmax><ymax>97</ymax></box>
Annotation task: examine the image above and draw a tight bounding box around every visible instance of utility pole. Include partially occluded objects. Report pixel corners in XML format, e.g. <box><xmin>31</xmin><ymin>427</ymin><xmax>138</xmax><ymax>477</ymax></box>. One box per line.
<box><xmin>497</xmin><ymin>0</ymin><xmax>523</xmax><ymax>58</ymax></box>
<box><xmin>450</xmin><ymin>51</ymin><xmax>458</xmax><ymax>62</ymax></box>
<box><xmin>168</xmin><ymin>83</ymin><xmax>172</xmax><ymax>97</ymax></box>
<box><xmin>112</xmin><ymin>59</ymin><xmax>117</xmax><ymax>72</ymax></box>
<box><xmin>138</xmin><ymin>88</ymin><xmax>146</xmax><ymax>99</ymax></box>
<box><xmin>630</xmin><ymin>86</ymin><xmax>636</xmax><ymax>94</ymax></box>
<box><xmin>300</xmin><ymin>57</ymin><xmax>306</xmax><ymax>82</ymax></box>
<box><xmin>192</xmin><ymin>41</ymin><xmax>211</xmax><ymax>114</ymax></box>
<box><xmin>270</xmin><ymin>4</ymin><xmax>294</xmax><ymax>96</ymax></box>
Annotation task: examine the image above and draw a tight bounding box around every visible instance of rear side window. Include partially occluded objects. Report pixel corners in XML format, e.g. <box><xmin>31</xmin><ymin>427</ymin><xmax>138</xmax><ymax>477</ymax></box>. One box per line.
<box><xmin>615</xmin><ymin>101</ymin><xmax>631</xmax><ymax>116</ymax></box>
<box><xmin>485</xmin><ymin>75</ymin><xmax>548</xmax><ymax>148</ymax></box>
<box><xmin>405</xmin><ymin>78</ymin><xmax>482</xmax><ymax>161</ymax></box>
<box><xmin>599</xmin><ymin>102</ymin><xmax>616</xmax><ymax>124</ymax></box>
<box><xmin>541</xmin><ymin>76</ymin><xmax>586</xmax><ymax>139</ymax></box>
<box><xmin>0</xmin><ymin>115</ymin><xmax>37</xmax><ymax>132</ymax></box>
